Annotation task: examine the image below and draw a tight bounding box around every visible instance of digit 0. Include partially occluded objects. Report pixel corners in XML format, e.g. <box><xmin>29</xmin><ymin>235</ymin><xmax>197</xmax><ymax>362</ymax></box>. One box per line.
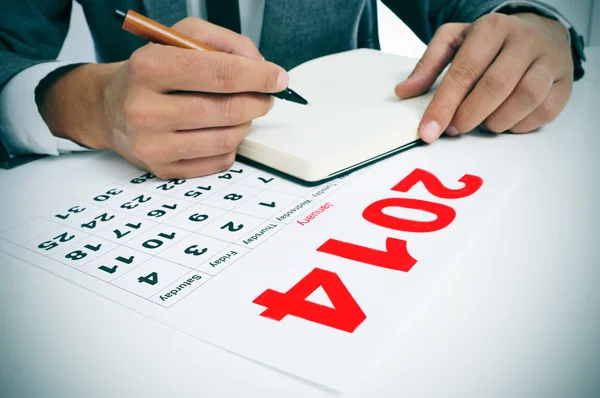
<box><xmin>362</xmin><ymin>198</ymin><xmax>456</xmax><ymax>233</ymax></box>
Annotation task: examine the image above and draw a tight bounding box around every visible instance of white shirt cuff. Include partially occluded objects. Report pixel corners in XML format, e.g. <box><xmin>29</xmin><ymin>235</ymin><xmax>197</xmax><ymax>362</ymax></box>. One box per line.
<box><xmin>491</xmin><ymin>0</ymin><xmax>572</xmax><ymax>45</ymax></box>
<box><xmin>0</xmin><ymin>62</ymin><xmax>91</xmax><ymax>157</ymax></box>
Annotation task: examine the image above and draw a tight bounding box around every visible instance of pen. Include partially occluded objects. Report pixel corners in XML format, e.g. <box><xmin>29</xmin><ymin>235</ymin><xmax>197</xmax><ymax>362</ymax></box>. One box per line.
<box><xmin>114</xmin><ymin>9</ymin><xmax>309</xmax><ymax>105</ymax></box>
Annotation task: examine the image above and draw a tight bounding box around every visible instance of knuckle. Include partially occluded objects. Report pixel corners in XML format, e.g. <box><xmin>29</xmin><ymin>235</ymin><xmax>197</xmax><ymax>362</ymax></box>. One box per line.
<box><xmin>221</xmin><ymin>95</ymin><xmax>245</xmax><ymax>124</ymax></box>
<box><xmin>221</xmin><ymin>152</ymin><xmax>236</xmax><ymax>170</ymax></box>
<box><xmin>483</xmin><ymin>118</ymin><xmax>507</xmax><ymax>133</ymax></box>
<box><xmin>538</xmin><ymin>99</ymin><xmax>559</xmax><ymax>122</ymax></box>
<box><xmin>131</xmin><ymin>140</ymin><xmax>157</xmax><ymax>162</ymax></box>
<box><xmin>481</xmin><ymin>13</ymin><xmax>509</xmax><ymax>29</ymax></box>
<box><xmin>239</xmin><ymin>35</ymin><xmax>257</xmax><ymax>52</ymax></box>
<box><xmin>153</xmin><ymin>168</ymin><xmax>175</xmax><ymax>181</ymax></box>
<box><xmin>509</xmin><ymin>123</ymin><xmax>532</xmax><ymax>134</ymax></box>
<box><xmin>435</xmin><ymin>23</ymin><xmax>452</xmax><ymax>36</ymax></box>
<box><xmin>523</xmin><ymin>26</ymin><xmax>542</xmax><ymax>41</ymax></box>
<box><xmin>261</xmin><ymin>65</ymin><xmax>280</xmax><ymax>91</ymax></box>
<box><xmin>482</xmin><ymin>72</ymin><xmax>511</xmax><ymax>95</ymax></box>
<box><xmin>519</xmin><ymin>77</ymin><xmax>549</xmax><ymax>104</ymax></box>
<box><xmin>122</xmin><ymin>98</ymin><xmax>151</xmax><ymax>130</ymax></box>
<box><xmin>214</xmin><ymin>59</ymin><xmax>243</xmax><ymax>91</ymax></box>
<box><xmin>260</xmin><ymin>98</ymin><xmax>275</xmax><ymax>117</ymax></box>
<box><xmin>217</xmin><ymin>129</ymin><xmax>242</xmax><ymax>153</ymax></box>
<box><xmin>173</xmin><ymin>17</ymin><xmax>198</xmax><ymax>32</ymax></box>
<box><xmin>524</xmin><ymin>29</ymin><xmax>546</xmax><ymax>49</ymax></box>
<box><xmin>448</xmin><ymin>61</ymin><xmax>479</xmax><ymax>90</ymax></box>
<box><xmin>436</xmin><ymin>22</ymin><xmax>460</xmax><ymax>36</ymax></box>
<box><xmin>428</xmin><ymin>98</ymin><xmax>454</xmax><ymax>118</ymax></box>
<box><xmin>128</xmin><ymin>47</ymin><xmax>160</xmax><ymax>81</ymax></box>
<box><xmin>449</xmin><ymin>113</ymin><xmax>469</xmax><ymax>133</ymax></box>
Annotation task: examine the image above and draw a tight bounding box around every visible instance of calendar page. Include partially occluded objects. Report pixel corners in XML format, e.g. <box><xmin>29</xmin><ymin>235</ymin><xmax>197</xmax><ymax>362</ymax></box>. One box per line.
<box><xmin>0</xmin><ymin>142</ymin><xmax>523</xmax><ymax>393</ymax></box>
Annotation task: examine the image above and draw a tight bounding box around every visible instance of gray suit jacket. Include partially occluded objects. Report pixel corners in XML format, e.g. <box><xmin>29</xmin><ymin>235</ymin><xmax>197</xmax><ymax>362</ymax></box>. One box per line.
<box><xmin>0</xmin><ymin>0</ymin><xmax>583</xmax><ymax>167</ymax></box>
<box><xmin>1</xmin><ymin>0</ymin><xmax>555</xmax><ymax>87</ymax></box>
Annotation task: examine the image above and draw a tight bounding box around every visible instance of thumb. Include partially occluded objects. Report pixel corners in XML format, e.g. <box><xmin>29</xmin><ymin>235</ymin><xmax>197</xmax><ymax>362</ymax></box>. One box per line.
<box><xmin>171</xmin><ymin>17</ymin><xmax>264</xmax><ymax>61</ymax></box>
<box><xmin>395</xmin><ymin>23</ymin><xmax>470</xmax><ymax>99</ymax></box>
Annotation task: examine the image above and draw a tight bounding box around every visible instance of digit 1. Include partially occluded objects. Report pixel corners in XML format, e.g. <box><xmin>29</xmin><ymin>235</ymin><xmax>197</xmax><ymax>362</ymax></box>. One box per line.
<box><xmin>259</xmin><ymin>202</ymin><xmax>276</xmax><ymax>208</ymax></box>
<box><xmin>162</xmin><ymin>204</ymin><xmax>177</xmax><ymax>210</ymax></box>
<box><xmin>84</xmin><ymin>243</ymin><xmax>102</xmax><ymax>252</ymax></box>
<box><xmin>125</xmin><ymin>222</ymin><xmax>141</xmax><ymax>229</ymax></box>
<box><xmin>158</xmin><ymin>232</ymin><xmax>176</xmax><ymax>240</ymax></box>
<box><xmin>116</xmin><ymin>255</ymin><xmax>134</xmax><ymax>264</ymax></box>
<box><xmin>113</xmin><ymin>229</ymin><xmax>131</xmax><ymax>239</ymax></box>
<box><xmin>317</xmin><ymin>237</ymin><xmax>417</xmax><ymax>272</ymax></box>
<box><xmin>98</xmin><ymin>265</ymin><xmax>118</xmax><ymax>274</ymax></box>
<box><xmin>253</xmin><ymin>267</ymin><xmax>366</xmax><ymax>333</ymax></box>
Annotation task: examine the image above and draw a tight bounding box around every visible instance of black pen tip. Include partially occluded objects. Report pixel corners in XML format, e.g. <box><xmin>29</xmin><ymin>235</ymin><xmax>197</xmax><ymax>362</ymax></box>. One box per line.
<box><xmin>115</xmin><ymin>9</ymin><xmax>127</xmax><ymax>21</ymax></box>
<box><xmin>270</xmin><ymin>88</ymin><xmax>309</xmax><ymax>105</ymax></box>
<box><xmin>288</xmin><ymin>89</ymin><xmax>309</xmax><ymax>105</ymax></box>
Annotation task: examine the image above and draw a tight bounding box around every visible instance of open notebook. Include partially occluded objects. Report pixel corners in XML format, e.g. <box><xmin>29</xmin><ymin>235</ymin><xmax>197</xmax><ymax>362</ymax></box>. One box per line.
<box><xmin>237</xmin><ymin>49</ymin><xmax>440</xmax><ymax>184</ymax></box>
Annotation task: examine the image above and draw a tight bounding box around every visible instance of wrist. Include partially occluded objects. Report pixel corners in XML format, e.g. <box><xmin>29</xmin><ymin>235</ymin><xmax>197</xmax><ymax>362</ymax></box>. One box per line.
<box><xmin>38</xmin><ymin>62</ymin><xmax>121</xmax><ymax>151</ymax></box>
<box><xmin>513</xmin><ymin>12</ymin><xmax>569</xmax><ymax>40</ymax></box>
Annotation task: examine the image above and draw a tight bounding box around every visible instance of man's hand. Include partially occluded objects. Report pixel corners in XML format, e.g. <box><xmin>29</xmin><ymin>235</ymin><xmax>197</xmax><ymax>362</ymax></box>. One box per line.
<box><xmin>39</xmin><ymin>18</ymin><xmax>288</xmax><ymax>179</ymax></box>
<box><xmin>395</xmin><ymin>12</ymin><xmax>574</xmax><ymax>142</ymax></box>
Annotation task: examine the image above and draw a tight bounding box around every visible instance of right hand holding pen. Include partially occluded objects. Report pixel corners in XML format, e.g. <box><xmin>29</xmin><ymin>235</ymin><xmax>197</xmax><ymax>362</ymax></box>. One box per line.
<box><xmin>41</xmin><ymin>18</ymin><xmax>288</xmax><ymax>179</ymax></box>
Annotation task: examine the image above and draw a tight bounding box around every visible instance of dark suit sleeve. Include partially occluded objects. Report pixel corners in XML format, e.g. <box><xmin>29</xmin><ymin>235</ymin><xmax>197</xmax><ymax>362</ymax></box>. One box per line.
<box><xmin>380</xmin><ymin>0</ymin><xmax>586</xmax><ymax>81</ymax></box>
<box><xmin>0</xmin><ymin>0</ymin><xmax>73</xmax><ymax>90</ymax></box>
<box><xmin>382</xmin><ymin>0</ymin><xmax>555</xmax><ymax>43</ymax></box>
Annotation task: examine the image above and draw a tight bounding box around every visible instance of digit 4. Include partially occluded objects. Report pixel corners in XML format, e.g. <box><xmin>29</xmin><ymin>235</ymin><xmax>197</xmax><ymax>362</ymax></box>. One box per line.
<box><xmin>138</xmin><ymin>271</ymin><xmax>158</xmax><ymax>285</ymax></box>
<box><xmin>253</xmin><ymin>267</ymin><xmax>366</xmax><ymax>333</ymax></box>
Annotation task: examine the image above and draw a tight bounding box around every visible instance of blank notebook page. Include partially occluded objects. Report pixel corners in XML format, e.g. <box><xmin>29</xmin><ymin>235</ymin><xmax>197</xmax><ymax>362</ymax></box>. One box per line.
<box><xmin>238</xmin><ymin>49</ymin><xmax>439</xmax><ymax>183</ymax></box>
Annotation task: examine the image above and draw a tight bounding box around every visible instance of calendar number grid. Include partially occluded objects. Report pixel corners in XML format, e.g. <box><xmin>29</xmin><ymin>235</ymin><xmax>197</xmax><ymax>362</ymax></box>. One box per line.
<box><xmin>3</xmin><ymin>161</ymin><xmax>353</xmax><ymax>308</ymax></box>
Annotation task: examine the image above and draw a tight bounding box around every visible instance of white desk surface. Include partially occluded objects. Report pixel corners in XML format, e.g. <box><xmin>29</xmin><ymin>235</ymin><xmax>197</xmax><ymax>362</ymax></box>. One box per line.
<box><xmin>1</xmin><ymin>47</ymin><xmax>599</xmax><ymax>397</ymax></box>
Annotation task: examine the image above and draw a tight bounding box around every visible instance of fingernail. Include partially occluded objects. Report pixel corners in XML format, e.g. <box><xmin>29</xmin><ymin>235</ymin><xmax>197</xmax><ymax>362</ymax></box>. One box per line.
<box><xmin>277</xmin><ymin>71</ymin><xmax>289</xmax><ymax>91</ymax></box>
<box><xmin>420</xmin><ymin>120</ymin><xmax>441</xmax><ymax>143</ymax></box>
<box><xmin>445</xmin><ymin>124</ymin><xmax>460</xmax><ymax>136</ymax></box>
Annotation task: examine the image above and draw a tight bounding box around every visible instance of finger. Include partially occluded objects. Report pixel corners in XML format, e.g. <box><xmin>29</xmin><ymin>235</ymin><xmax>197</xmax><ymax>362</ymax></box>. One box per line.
<box><xmin>135</xmin><ymin>92</ymin><xmax>273</xmax><ymax>131</ymax></box>
<box><xmin>155</xmin><ymin>152</ymin><xmax>237</xmax><ymax>179</ymax></box>
<box><xmin>171</xmin><ymin>17</ymin><xmax>263</xmax><ymax>60</ymax></box>
<box><xmin>133</xmin><ymin>123</ymin><xmax>250</xmax><ymax>163</ymax></box>
<box><xmin>450</xmin><ymin>37</ymin><xmax>542</xmax><ymax>134</ymax></box>
<box><xmin>395</xmin><ymin>23</ymin><xmax>470</xmax><ymax>99</ymax></box>
<box><xmin>419</xmin><ymin>16</ymin><xmax>509</xmax><ymax>143</ymax></box>
<box><xmin>483</xmin><ymin>58</ymin><xmax>555</xmax><ymax>133</ymax></box>
<box><xmin>129</xmin><ymin>45</ymin><xmax>288</xmax><ymax>94</ymax></box>
<box><xmin>173</xmin><ymin>122</ymin><xmax>250</xmax><ymax>160</ymax></box>
<box><xmin>508</xmin><ymin>78</ymin><xmax>572</xmax><ymax>133</ymax></box>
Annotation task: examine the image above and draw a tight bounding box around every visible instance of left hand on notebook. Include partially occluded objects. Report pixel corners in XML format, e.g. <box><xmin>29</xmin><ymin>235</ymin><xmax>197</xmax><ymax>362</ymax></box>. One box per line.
<box><xmin>395</xmin><ymin>12</ymin><xmax>573</xmax><ymax>143</ymax></box>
